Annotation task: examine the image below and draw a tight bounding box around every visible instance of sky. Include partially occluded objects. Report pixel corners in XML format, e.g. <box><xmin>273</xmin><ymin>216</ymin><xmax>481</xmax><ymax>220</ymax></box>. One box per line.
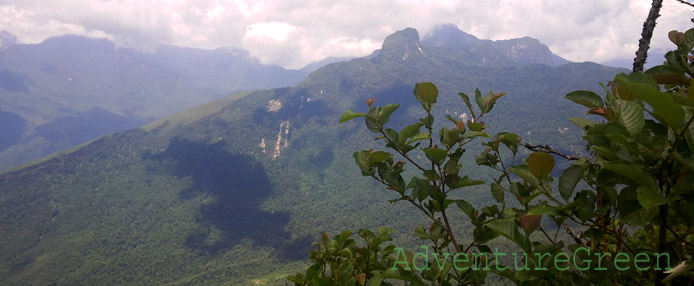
<box><xmin>0</xmin><ymin>0</ymin><xmax>693</xmax><ymax>69</ymax></box>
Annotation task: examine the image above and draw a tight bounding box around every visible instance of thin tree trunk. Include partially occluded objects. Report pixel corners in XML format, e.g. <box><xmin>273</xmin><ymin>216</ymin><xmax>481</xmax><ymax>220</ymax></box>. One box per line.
<box><xmin>633</xmin><ymin>0</ymin><xmax>664</xmax><ymax>72</ymax></box>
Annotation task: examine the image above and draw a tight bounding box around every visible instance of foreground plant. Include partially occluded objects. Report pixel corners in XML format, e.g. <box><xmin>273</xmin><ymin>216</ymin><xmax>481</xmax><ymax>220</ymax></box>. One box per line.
<box><xmin>289</xmin><ymin>27</ymin><xmax>694</xmax><ymax>286</ymax></box>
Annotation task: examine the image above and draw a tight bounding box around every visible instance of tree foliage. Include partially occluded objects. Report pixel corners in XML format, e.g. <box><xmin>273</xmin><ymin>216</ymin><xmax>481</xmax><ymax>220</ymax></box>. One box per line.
<box><xmin>290</xmin><ymin>26</ymin><xmax>694</xmax><ymax>285</ymax></box>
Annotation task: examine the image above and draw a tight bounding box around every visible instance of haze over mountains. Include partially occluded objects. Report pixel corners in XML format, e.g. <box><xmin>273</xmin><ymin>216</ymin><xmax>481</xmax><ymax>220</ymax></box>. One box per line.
<box><xmin>0</xmin><ymin>35</ymin><xmax>331</xmax><ymax>170</ymax></box>
<box><xmin>0</xmin><ymin>25</ymin><xmax>627</xmax><ymax>285</ymax></box>
<box><xmin>0</xmin><ymin>24</ymin><xmax>577</xmax><ymax>171</ymax></box>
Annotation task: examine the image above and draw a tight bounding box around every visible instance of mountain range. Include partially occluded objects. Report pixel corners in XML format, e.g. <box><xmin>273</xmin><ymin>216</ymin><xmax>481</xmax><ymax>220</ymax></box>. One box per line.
<box><xmin>0</xmin><ymin>35</ymin><xmax>336</xmax><ymax>171</ymax></box>
<box><xmin>0</xmin><ymin>25</ymin><xmax>627</xmax><ymax>285</ymax></box>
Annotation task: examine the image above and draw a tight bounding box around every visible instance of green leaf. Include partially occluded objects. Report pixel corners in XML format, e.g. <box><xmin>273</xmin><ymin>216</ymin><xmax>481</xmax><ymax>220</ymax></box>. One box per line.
<box><xmin>474</xmin><ymin>88</ymin><xmax>486</xmax><ymax>114</ymax></box>
<box><xmin>439</xmin><ymin>126</ymin><xmax>460</xmax><ymax>148</ymax></box>
<box><xmin>487</xmin><ymin>91</ymin><xmax>506</xmax><ymax>106</ymax></box>
<box><xmin>454</xmin><ymin>176</ymin><xmax>485</xmax><ymax>188</ymax></box>
<box><xmin>337</xmin><ymin>230</ymin><xmax>352</xmax><ymax>244</ymax></box>
<box><xmin>520</xmin><ymin>214</ymin><xmax>542</xmax><ymax>234</ymax></box>
<box><xmin>286</xmin><ymin>274</ymin><xmax>304</xmax><ymax>284</ymax></box>
<box><xmin>414</xmin><ymin>82</ymin><xmax>438</xmax><ymax>104</ymax></box>
<box><xmin>509</xmin><ymin>165</ymin><xmax>539</xmax><ymax>189</ymax></box>
<box><xmin>423</xmin><ymin>147</ymin><xmax>447</xmax><ymax>165</ymax></box>
<box><xmin>645</xmin><ymin>65</ymin><xmax>689</xmax><ymax>85</ymax></box>
<box><xmin>636</xmin><ymin>186</ymin><xmax>670</xmax><ymax>208</ymax></box>
<box><xmin>475</xmin><ymin>227</ymin><xmax>501</xmax><ymax>244</ymax></box>
<box><xmin>683</xmin><ymin>28</ymin><xmax>694</xmax><ymax>51</ymax></box>
<box><xmin>422</xmin><ymin>170</ymin><xmax>440</xmax><ymax>181</ymax></box>
<box><xmin>445</xmin><ymin>114</ymin><xmax>458</xmax><ymax>124</ymax></box>
<box><xmin>353</xmin><ymin>151</ymin><xmax>371</xmax><ymax>176</ymax></box>
<box><xmin>497</xmin><ymin>132</ymin><xmax>520</xmax><ymax>145</ymax></box>
<box><xmin>448</xmin><ymin>199</ymin><xmax>475</xmax><ymax>219</ymax></box>
<box><xmin>613</xmin><ymin>99</ymin><xmax>645</xmax><ymax>135</ymax></box>
<box><xmin>496</xmin><ymin>132</ymin><xmax>520</xmax><ymax>154</ymax></box>
<box><xmin>462</xmin><ymin>130</ymin><xmax>489</xmax><ymax>138</ymax></box>
<box><xmin>458</xmin><ymin>92</ymin><xmax>476</xmax><ymax>118</ymax></box>
<box><xmin>365</xmin><ymin>117</ymin><xmax>381</xmax><ymax>133</ymax></box>
<box><xmin>368</xmin><ymin>151</ymin><xmax>392</xmax><ymax>165</ymax></box>
<box><xmin>443</xmin><ymin>156</ymin><xmax>461</xmax><ymax>174</ymax></box>
<box><xmin>491</xmin><ymin>182</ymin><xmax>504</xmax><ymax>203</ymax></box>
<box><xmin>567</xmin><ymin>117</ymin><xmax>595</xmax><ymax>130</ymax></box>
<box><xmin>399</xmin><ymin>123</ymin><xmax>422</xmax><ymax>143</ymax></box>
<box><xmin>558</xmin><ymin>163</ymin><xmax>588</xmax><ymax>201</ymax></box>
<box><xmin>384</xmin><ymin>170</ymin><xmax>406</xmax><ymax>192</ymax></box>
<box><xmin>378</xmin><ymin>104</ymin><xmax>400</xmax><ymax>125</ymax></box>
<box><xmin>565</xmin><ymin>90</ymin><xmax>604</xmax><ymax>108</ymax></box>
<box><xmin>400</xmin><ymin>123</ymin><xmax>422</xmax><ymax>139</ymax></box>
<box><xmin>365</xmin><ymin>274</ymin><xmax>384</xmax><ymax>286</ymax></box>
<box><xmin>615</xmin><ymin>75</ymin><xmax>685</xmax><ymax>129</ymax></box>
<box><xmin>617</xmin><ymin>72</ymin><xmax>660</xmax><ymax>90</ymax></box>
<box><xmin>467</xmin><ymin>121</ymin><xmax>484</xmax><ymax>132</ymax></box>
<box><xmin>414</xmin><ymin>225</ymin><xmax>429</xmax><ymax>239</ymax></box>
<box><xmin>384</xmin><ymin>128</ymin><xmax>399</xmax><ymax>144</ymax></box>
<box><xmin>528</xmin><ymin>152</ymin><xmax>554</xmax><ymax>179</ymax></box>
<box><xmin>622</xmin><ymin>206</ymin><xmax>658</xmax><ymax>226</ymax></box>
<box><xmin>486</xmin><ymin>219</ymin><xmax>530</xmax><ymax>252</ymax></box>
<box><xmin>407</xmin><ymin>132</ymin><xmax>431</xmax><ymax>144</ymax></box>
<box><xmin>340</xmin><ymin>109</ymin><xmax>367</xmax><ymax>123</ymax></box>
<box><xmin>482</xmin><ymin>90</ymin><xmax>505</xmax><ymax>113</ymax></box>
<box><xmin>604</xmin><ymin>162</ymin><xmax>658</xmax><ymax>191</ymax></box>
<box><xmin>671</xmin><ymin>150</ymin><xmax>694</xmax><ymax>173</ymax></box>
<box><xmin>367</xmin><ymin>269</ymin><xmax>421</xmax><ymax>286</ymax></box>
<box><xmin>527</xmin><ymin>206</ymin><xmax>566</xmax><ymax>216</ymax></box>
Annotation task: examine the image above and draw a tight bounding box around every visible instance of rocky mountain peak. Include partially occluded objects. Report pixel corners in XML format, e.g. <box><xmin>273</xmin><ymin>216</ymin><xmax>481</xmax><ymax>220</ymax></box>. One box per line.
<box><xmin>421</xmin><ymin>24</ymin><xmax>569</xmax><ymax>67</ymax></box>
<box><xmin>422</xmin><ymin>24</ymin><xmax>479</xmax><ymax>49</ymax></box>
<box><xmin>380</xmin><ymin>27</ymin><xmax>425</xmax><ymax>60</ymax></box>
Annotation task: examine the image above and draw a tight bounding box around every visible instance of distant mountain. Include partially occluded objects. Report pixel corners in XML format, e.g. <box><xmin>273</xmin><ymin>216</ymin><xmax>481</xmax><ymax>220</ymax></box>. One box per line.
<box><xmin>0</xmin><ymin>27</ymin><xmax>626</xmax><ymax>285</ymax></box>
<box><xmin>601</xmin><ymin>51</ymin><xmax>667</xmax><ymax>70</ymax></box>
<box><xmin>0</xmin><ymin>31</ymin><xmax>17</xmax><ymax>50</ymax></box>
<box><xmin>299</xmin><ymin>56</ymin><xmax>353</xmax><ymax>73</ymax></box>
<box><xmin>0</xmin><ymin>35</ymin><xmax>319</xmax><ymax>170</ymax></box>
<box><xmin>422</xmin><ymin>24</ymin><xmax>570</xmax><ymax>66</ymax></box>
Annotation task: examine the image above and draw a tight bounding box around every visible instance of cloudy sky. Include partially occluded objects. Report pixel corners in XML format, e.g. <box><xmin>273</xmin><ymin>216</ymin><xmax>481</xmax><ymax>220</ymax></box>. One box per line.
<box><xmin>1</xmin><ymin>0</ymin><xmax>693</xmax><ymax>69</ymax></box>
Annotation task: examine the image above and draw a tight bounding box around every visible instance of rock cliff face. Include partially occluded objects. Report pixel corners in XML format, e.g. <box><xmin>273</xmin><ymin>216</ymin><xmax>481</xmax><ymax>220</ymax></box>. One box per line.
<box><xmin>380</xmin><ymin>27</ymin><xmax>426</xmax><ymax>61</ymax></box>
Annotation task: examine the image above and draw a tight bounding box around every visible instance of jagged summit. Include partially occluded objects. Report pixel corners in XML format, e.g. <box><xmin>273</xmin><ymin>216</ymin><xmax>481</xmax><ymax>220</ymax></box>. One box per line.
<box><xmin>422</xmin><ymin>24</ymin><xmax>479</xmax><ymax>49</ymax></box>
<box><xmin>371</xmin><ymin>25</ymin><xmax>568</xmax><ymax>67</ymax></box>
<box><xmin>420</xmin><ymin>24</ymin><xmax>569</xmax><ymax>67</ymax></box>
<box><xmin>380</xmin><ymin>27</ymin><xmax>425</xmax><ymax>60</ymax></box>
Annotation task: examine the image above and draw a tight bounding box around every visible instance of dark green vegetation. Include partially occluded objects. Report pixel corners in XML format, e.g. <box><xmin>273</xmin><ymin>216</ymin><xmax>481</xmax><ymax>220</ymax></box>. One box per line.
<box><xmin>0</xmin><ymin>26</ymin><xmax>626</xmax><ymax>285</ymax></box>
<box><xmin>292</xmin><ymin>29</ymin><xmax>694</xmax><ymax>285</ymax></box>
<box><xmin>0</xmin><ymin>35</ymin><xmax>322</xmax><ymax>170</ymax></box>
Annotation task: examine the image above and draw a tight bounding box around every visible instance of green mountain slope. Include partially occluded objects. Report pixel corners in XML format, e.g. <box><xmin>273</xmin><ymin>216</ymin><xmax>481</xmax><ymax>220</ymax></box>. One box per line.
<box><xmin>0</xmin><ymin>27</ymin><xmax>626</xmax><ymax>285</ymax></box>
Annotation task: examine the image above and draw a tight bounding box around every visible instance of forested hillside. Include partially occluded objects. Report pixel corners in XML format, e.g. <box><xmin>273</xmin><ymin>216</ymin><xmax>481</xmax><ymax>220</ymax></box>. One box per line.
<box><xmin>0</xmin><ymin>27</ymin><xmax>625</xmax><ymax>285</ymax></box>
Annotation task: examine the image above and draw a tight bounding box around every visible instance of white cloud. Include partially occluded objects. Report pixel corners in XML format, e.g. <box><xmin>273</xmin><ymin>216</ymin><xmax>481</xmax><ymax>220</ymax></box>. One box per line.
<box><xmin>0</xmin><ymin>0</ymin><xmax>692</xmax><ymax>68</ymax></box>
<box><xmin>245</xmin><ymin>22</ymin><xmax>297</xmax><ymax>43</ymax></box>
